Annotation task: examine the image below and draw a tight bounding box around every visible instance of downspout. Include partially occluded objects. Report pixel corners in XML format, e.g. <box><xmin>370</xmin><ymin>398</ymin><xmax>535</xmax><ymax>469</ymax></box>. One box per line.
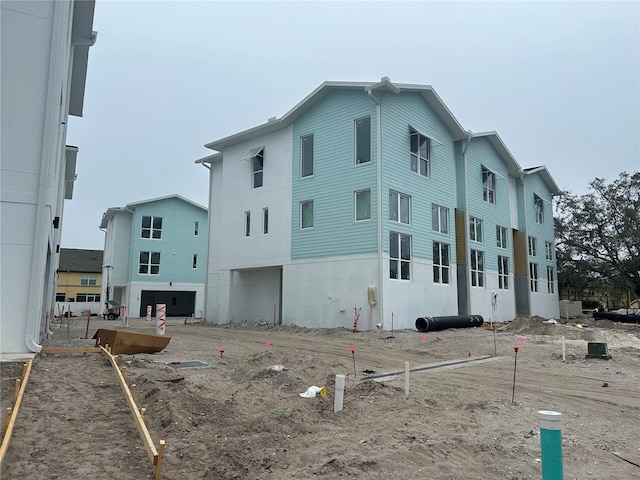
<box><xmin>461</xmin><ymin>131</ymin><xmax>473</xmax><ymax>315</ymax></box>
<box><xmin>520</xmin><ymin>171</ymin><xmax>529</xmax><ymax>315</ymax></box>
<box><xmin>197</xmin><ymin>161</ymin><xmax>212</xmax><ymax>320</ymax></box>
<box><xmin>367</xmin><ymin>89</ymin><xmax>383</xmax><ymax>329</ymax></box>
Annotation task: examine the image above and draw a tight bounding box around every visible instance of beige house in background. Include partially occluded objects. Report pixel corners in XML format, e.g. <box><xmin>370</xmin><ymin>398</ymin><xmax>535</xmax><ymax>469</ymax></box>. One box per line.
<box><xmin>56</xmin><ymin>249</ymin><xmax>102</xmax><ymax>315</ymax></box>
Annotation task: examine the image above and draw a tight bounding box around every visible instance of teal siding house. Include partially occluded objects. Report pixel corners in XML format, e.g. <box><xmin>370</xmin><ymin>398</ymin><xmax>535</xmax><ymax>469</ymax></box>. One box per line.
<box><xmin>100</xmin><ymin>195</ymin><xmax>208</xmax><ymax>318</ymax></box>
<box><xmin>197</xmin><ymin>78</ymin><xmax>560</xmax><ymax>330</ymax></box>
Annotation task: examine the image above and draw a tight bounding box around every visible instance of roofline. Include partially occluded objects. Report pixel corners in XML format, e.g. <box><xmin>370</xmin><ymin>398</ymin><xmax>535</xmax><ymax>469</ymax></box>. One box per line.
<box><xmin>203</xmin><ymin>78</ymin><xmax>468</xmax><ymax>151</ymax></box>
<box><xmin>69</xmin><ymin>0</ymin><xmax>97</xmax><ymax>117</ymax></box>
<box><xmin>523</xmin><ymin>166</ymin><xmax>562</xmax><ymax>195</ymax></box>
<box><xmin>195</xmin><ymin>152</ymin><xmax>223</xmax><ymax>164</ymax></box>
<box><xmin>126</xmin><ymin>194</ymin><xmax>207</xmax><ymax>211</ymax></box>
<box><xmin>471</xmin><ymin>131</ymin><xmax>523</xmax><ymax>176</ymax></box>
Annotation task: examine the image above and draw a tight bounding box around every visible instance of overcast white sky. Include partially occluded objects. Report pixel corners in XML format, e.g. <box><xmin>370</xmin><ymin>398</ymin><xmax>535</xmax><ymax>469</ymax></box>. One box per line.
<box><xmin>63</xmin><ymin>0</ymin><xmax>640</xmax><ymax>250</ymax></box>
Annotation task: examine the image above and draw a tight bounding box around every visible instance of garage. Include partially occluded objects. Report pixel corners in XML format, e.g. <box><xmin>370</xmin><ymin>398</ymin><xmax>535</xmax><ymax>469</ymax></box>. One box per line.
<box><xmin>139</xmin><ymin>290</ymin><xmax>196</xmax><ymax>317</ymax></box>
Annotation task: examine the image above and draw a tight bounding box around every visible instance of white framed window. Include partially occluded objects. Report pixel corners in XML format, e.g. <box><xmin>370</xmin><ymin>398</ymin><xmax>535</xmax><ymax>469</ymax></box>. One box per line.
<box><xmin>547</xmin><ymin>266</ymin><xmax>555</xmax><ymax>294</ymax></box>
<box><xmin>470</xmin><ymin>216</ymin><xmax>483</xmax><ymax>242</ymax></box>
<box><xmin>482</xmin><ymin>167</ymin><xmax>495</xmax><ymax>204</ymax></box>
<box><xmin>355</xmin><ymin>189</ymin><xmax>371</xmax><ymax>221</ymax></box>
<box><xmin>192</xmin><ymin>254</ymin><xmax>198</xmax><ymax>269</ymax></box>
<box><xmin>410</xmin><ymin>127</ymin><xmax>430</xmax><ymax>177</ymax></box>
<box><xmin>496</xmin><ymin>226</ymin><xmax>508</xmax><ymax>249</ymax></box>
<box><xmin>194</xmin><ymin>221</ymin><xmax>199</xmax><ymax>236</ymax></box>
<box><xmin>545</xmin><ymin>241</ymin><xmax>553</xmax><ymax>260</ymax></box>
<box><xmin>251</xmin><ymin>148</ymin><xmax>264</xmax><ymax>188</ymax></box>
<box><xmin>535</xmin><ymin>195</ymin><xmax>544</xmax><ymax>224</ymax></box>
<box><xmin>80</xmin><ymin>273</ymin><xmax>97</xmax><ymax>286</ymax></box>
<box><xmin>432</xmin><ymin>204</ymin><xmax>449</xmax><ymax>234</ymax></box>
<box><xmin>471</xmin><ymin>250</ymin><xmax>485</xmax><ymax>287</ymax></box>
<box><xmin>301</xmin><ymin>200</ymin><xmax>314</xmax><ymax>229</ymax></box>
<box><xmin>141</xmin><ymin>216</ymin><xmax>162</xmax><ymax>239</ymax></box>
<box><xmin>355</xmin><ymin>116</ymin><xmax>371</xmax><ymax>165</ymax></box>
<box><xmin>498</xmin><ymin>255</ymin><xmax>509</xmax><ymax>290</ymax></box>
<box><xmin>245</xmin><ymin>211</ymin><xmax>251</xmax><ymax>237</ymax></box>
<box><xmin>389</xmin><ymin>190</ymin><xmax>410</xmax><ymax>224</ymax></box>
<box><xmin>263</xmin><ymin>208</ymin><xmax>269</xmax><ymax>234</ymax></box>
<box><xmin>529</xmin><ymin>262</ymin><xmax>539</xmax><ymax>292</ymax></box>
<box><xmin>300</xmin><ymin>134</ymin><xmax>314</xmax><ymax>178</ymax></box>
<box><xmin>139</xmin><ymin>251</ymin><xmax>160</xmax><ymax>275</ymax></box>
<box><xmin>528</xmin><ymin>236</ymin><xmax>537</xmax><ymax>256</ymax></box>
<box><xmin>390</xmin><ymin>232</ymin><xmax>411</xmax><ymax>280</ymax></box>
<box><xmin>433</xmin><ymin>241</ymin><xmax>450</xmax><ymax>284</ymax></box>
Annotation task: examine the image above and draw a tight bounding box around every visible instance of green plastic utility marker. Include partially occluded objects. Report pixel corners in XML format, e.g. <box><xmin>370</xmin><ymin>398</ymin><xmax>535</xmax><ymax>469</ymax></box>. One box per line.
<box><xmin>538</xmin><ymin>410</ymin><xmax>563</xmax><ymax>480</ymax></box>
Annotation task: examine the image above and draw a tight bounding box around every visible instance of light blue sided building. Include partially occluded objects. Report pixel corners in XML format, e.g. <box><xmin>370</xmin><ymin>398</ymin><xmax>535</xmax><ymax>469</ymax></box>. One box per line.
<box><xmin>196</xmin><ymin>78</ymin><xmax>560</xmax><ymax>330</ymax></box>
<box><xmin>100</xmin><ymin>195</ymin><xmax>208</xmax><ymax>318</ymax></box>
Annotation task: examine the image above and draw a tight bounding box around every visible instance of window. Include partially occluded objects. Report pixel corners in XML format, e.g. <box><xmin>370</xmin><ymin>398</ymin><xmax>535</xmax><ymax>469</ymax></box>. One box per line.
<box><xmin>432</xmin><ymin>204</ymin><xmax>449</xmax><ymax>234</ymax></box>
<box><xmin>498</xmin><ymin>255</ymin><xmax>509</xmax><ymax>290</ymax></box>
<box><xmin>141</xmin><ymin>216</ymin><xmax>162</xmax><ymax>239</ymax></box>
<box><xmin>470</xmin><ymin>250</ymin><xmax>485</xmax><ymax>287</ymax></box>
<box><xmin>252</xmin><ymin>148</ymin><xmax>264</xmax><ymax>188</ymax></box>
<box><xmin>433</xmin><ymin>242</ymin><xmax>450</xmax><ymax>284</ymax></box>
<box><xmin>545</xmin><ymin>241</ymin><xmax>553</xmax><ymax>260</ymax></box>
<box><xmin>192</xmin><ymin>254</ymin><xmax>198</xmax><ymax>269</ymax></box>
<box><xmin>482</xmin><ymin>167</ymin><xmax>495</xmax><ymax>204</ymax></box>
<box><xmin>139</xmin><ymin>251</ymin><xmax>161</xmax><ymax>275</ymax></box>
<box><xmin>301</xmin><ymin>200</ymin><xmax>314</xmax><ymax>229</ymax></box>
<box><xmin>547</xmin><ymin>266</ymin><xmax>555</xmax><ymax>294</ymax></box>
<box><xmin>535</xmin><ymin>195</ymin><xmax>544</xmax><ymax>223</ymax></box>
<box><xmin>301</xmin><ymin>134</ymin><xmax>314</xmax><ymax>177</ymax></box>
<box><xmin>528</xmin><ymin>236</ymin><xmax>537</xmax><ymax>256</ymax></box>
<box><xmin>355</xmin><ymin>189</ymin><xmax>371</xmax><ymax>221</ymax></box>
<box><xmin>469</xmin><ymin>216</ymin><xmax>483</xmax><ymax>242</ymax></box>
<box><xmin>389</xmin><ymin>190</ymin><xmax>410</xmax><ymax>224</ymax></box>
<box><xmin>355</xmin><ymin>116</ymin><xmax>371</xmax><ymax>164</ymax></box>
<box><xmin>194</xmin><ymin>221</ymin><xmax>199</xmax><ymax>236</ymax></box>
<box><xmin>80</xmin><ymin>273</ymin><xmax>97</xmax><ymax>286</ymax></box>
<box><xmin>410</xmin><ymin>128</ymin><xmax>430</xmax><ymax>177</ymax></box>
<box><xmin>529</xmin><ymin>262</ymin><xmax>539</xmax><ymax>292</ymax></box>
<box><xmin>390</xmin><ymin>232</ymin><xmax>411</xmax><ymax>280</ymax></box>
<box><xmin>263</xmin><ymin>208</ymin><xmax>269</xmax><ymax>234</ymax></box>
<box><xmin>56</xmin><ymin>293</ymin><xmax>65</xmax><ymax>302</ymax></box>
<box><xmin>496</xmin><ymin>226</ymin><xmax>508</xmax><ymax>249</ymax></box>
<box><xmin>77</xmin><ymin>293</ymin><xmax>100</xmax><ymax>302</ymax></box>
<box><xmin>245</xmin><ymin>211</ymin><xmax>251</xmax><ymax>237</ymax></box>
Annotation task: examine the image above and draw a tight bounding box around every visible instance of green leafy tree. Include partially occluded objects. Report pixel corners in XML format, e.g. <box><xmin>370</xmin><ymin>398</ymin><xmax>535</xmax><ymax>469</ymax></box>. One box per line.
<box><xmin>555</xmin><ymin>172</ymin><xmax>640</xmax><ymax>299</ymax></box>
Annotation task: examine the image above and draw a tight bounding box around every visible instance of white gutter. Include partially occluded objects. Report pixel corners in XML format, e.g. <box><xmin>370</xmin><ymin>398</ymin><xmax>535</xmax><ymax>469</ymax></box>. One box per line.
<box><xmin>366</xmin><ymin>88</ymin><xmax>383</xmax><ymax>329</ymax></box>
<box><xmin>196</xmin><ymin>159</ymin><xmax>212</xmax><ymax>320</ymax></box>
<box><xmin>461</xmin><ymin>131</ymin><xmax>473</xmax><ymax>315</ymax></box>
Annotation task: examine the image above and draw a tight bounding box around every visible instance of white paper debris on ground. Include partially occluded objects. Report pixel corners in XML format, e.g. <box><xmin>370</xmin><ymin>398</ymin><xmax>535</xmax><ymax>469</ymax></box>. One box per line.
<box><xmin>299</xmin><ymin>386</ymin><xmax>323</xmax><ymax>398</ymax></box>
<box><xmin>268</xmin><ymin>365</ymin><xmax>287</xmax><ymax>372</ymax></box>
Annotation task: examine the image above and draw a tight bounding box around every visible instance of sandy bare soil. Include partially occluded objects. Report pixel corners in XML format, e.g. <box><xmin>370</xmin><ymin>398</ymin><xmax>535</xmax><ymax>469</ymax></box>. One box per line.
<box><xmin>2</xmin><ymin>315</ymin><xmax>640</xmax><ymax>479</ymax></box>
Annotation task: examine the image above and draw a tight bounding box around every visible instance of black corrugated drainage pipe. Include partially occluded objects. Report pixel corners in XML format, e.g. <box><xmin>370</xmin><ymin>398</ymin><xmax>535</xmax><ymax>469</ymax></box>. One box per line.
<box><xmin>415</xmin><ymin>315</ymin><xmax>484</xmax><ymax>332</ymax></box>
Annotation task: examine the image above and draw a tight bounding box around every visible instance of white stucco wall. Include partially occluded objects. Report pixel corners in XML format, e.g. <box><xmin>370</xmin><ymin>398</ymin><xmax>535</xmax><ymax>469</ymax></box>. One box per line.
<box><xmin>467</xmin><ymin>269</ymin><xmax>516</xmax><ymax>323</ymax></box>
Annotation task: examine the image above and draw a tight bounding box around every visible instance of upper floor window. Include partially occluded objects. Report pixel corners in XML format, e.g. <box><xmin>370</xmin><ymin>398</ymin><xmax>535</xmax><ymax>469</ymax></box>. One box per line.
<box><xmin>301</xmin><ymin>134</ymin><xmax>314</xmax><ymax>178</ymax></box>
<box><xmin>529</xmin><ymin>262</ymin><xmax>539</xmax><ymax>292</ymax></box>
<box><xmin>390</xmin><ymin>232</ymin><xmax>411</xmax><ymax>280</ymax></box>
<box><xmin>410</xmin><ymin>128</ymin><xmax>430</xmax><ymax>177</ymax></box>
<box><xmin>482</xmin><ymin>167</ymin><xmax>495</xmax><ymax>204</ymax></box>
<box><xmin>141</xmin><ymin>216</ymin><xmax>162</xmax><ymax>239</ymax></box>
<box><xmin>469</xmin><ymin>216</ymin><xmax>483</xmax><ymax>242</ymax></box>
<box><xmin>139</xmin><ymin>251</ymin><xmax>160</xmax><ymax>275</ymax></box>
<box><xmin>545</xmin><ymin>241</ymin><xmax>554</xmax><ymax>260</ymax></box>
<box><xmin>251</xmin><ymin>148</ymin><xmax>264</xmax><ymax>188</ymax></box>
<box><xmin>301</xmin><ymin>200</ymin><xmax>314</xmax><ymax>229</ymax></box>
<box><xmin>496</xmin><ymin>225</ymin><xmax>508</xmax><ymax>249</ymax></box>
<box><xmin>194</xmin><ymin>221</ymin><xmax>199</xmax><ymax>236</ymax></box>
<box><xmin>355</xmin><ymin>116</ymin><xmax>371</xmax><ymax>165</ymax></box>
<box><xmin>263</xmin><ymin>208</ymin><xmax>269</xmax><ymax>234</ymax></box>
<box><xmin>528</xmin><ymin>236</ymin><xmax>537</xmax><ymax>257</ymax></box>
<box><xmin>355</xmin><ymin>189</ymin><xmax>371</xmax><ymax>221</ymax></box>
<box><xmin>389</xmin><ymin>190</ymin><xmax>410</xmax><ymax>224</ymax></box>
<box><xmin>80</xmin><ymin>273</ymin><xmax>97</xmax><ymax>286</ymax></box>
<box><xmin>470</xmin><ymin>250</ymin><xmax>485</xmax><ymax>287</ymax></box>
<box><xmin>192</xmin><ymin>254</ymin><xmax>198</xmax><ymax>269</ymax></box>
<box><xmin>245</xmin><ymin>211</ymin><xmax>251</xmax><ymax>237</ymax></box>
<box><xmin>498</xmin><ymin>255</ymin><xmax>509</xmax><ymax>290</ymax></box>
<box><xmin>547</xmin><ymin>266</ymin><xmax>555</xmax><ymax>294</ymax></box>
<box><xmin>432</xmin><ymin>204</ymin><xmax>449</xmax><ymax>234</ymax></box>
<box><xmin>433</xmin><ymin>241</ymin><xmax>450</xmax><ymax>284</ymax></box>
<box><xmin>534</xmin><ymin>194</ymin><xmax>544</xmax><ymax>223</ymax></box>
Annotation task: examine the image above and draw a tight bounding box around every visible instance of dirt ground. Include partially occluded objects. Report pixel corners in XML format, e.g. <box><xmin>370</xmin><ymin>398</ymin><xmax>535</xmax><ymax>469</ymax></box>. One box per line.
<box><xmin>2</xmin><ymin>315</ymin><xmax>639</xmax><ymax>480</ymax></box>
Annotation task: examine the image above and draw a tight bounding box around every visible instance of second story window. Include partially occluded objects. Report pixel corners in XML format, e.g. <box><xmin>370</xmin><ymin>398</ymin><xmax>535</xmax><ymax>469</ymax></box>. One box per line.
<box><xmin>194</xmin><ymin>221</ymin><xmax>199</xmax><ymax>236</ymax></box>
<box><xmin>139</xmin><ymin>251</ymin><xmax>160</xmax><ymax>275</ymax></box>
<box><xmin>263</xmin><ymin>208</ymin><xmax>269</xmax><ymax>234</ymax></box>
<box><xmin>355</xmin><ymin>116</ymin><xmax>371</xmax><ymax>165</ymax></box>
<box><xmin>410</xmin><ymin>127</ymin><xmax>430</xmax><ymax>177</ymax></box>
<box><xmin>545</xmin><ymin>241</ymin><xmax>554</xmax><ymax>260</ymax></box>
<box><xmin>528</xmin><ymin>236</ymin><xmax>537</xmax><ymax>257</ymax></box>
<box><xmin>301</xmin><ymin>200</ymin><xmax>314</xmax><ymax>229</ymax></box>
<box><xmin>496</xmin><ymin>225</ymin><xmax>508</xmax><ymax>249</ymax></box>
<box><xmin>482</xmin><ymin>167</ymin><xmax>495</xmax><ymax>204</ymax></box>
<box><xmin>192</xmin><ymin>254</ymin><xmax>198</xmax><ymax>269</ymax></box>
<box><xmin>251</xmin><ymin>147</ymin><xmax>264</xmax><ymax>188</ymax></box>
<box><xmin>141</xmin><ymin>216</ymin><xmax>162</xmax><ymax>239</ymax></box>
<box><xmin>469</xmin><ymin>216</ymin><xmax>483</xmax><ymax>242</ymax></box>
<box><xmin>389</xmin><ymin>190</ymin><xmax>410</xmax><ymax>224</ymax></box>
<box><xmin>355</xmin><ymin>189</ymin><xmax>371</xmax><ymax>221</ymax></box>
<box><xmin>301</xmin><ymin>134</ymin><xmax>314</xmax><ymax>178</ymax></box>
<box><xmin>535</xmin><ymin>194</ymin><xmax>544</xmax><ymax>223</ymax></box>
<box><xmin>80</xmin><ymin>273</ymin><xmax>97</xmax><ymax>286</ymax></box>
<box><xmin>245</xmin><ymin>211</ymin><xmax>251</xmax><ymax>237</ymax></box>
<box><xmin>432</xmin><ymin>204</ymin><xmax>449</xmax><ymax>234</ymax></box>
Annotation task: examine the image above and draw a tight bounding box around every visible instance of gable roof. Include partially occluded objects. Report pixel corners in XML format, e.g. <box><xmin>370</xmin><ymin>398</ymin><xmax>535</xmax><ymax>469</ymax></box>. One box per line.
<box><xmin>59</xmin><ymin>248</ymin><xmax>103</xmax><ymax>273</ymax></box>
<box><xmin>100</xmin><ymin>194</ymin><xmax>206</xmax><ymax>228</ymax></box>
<box><xmin>472</xmin><ymin>131</ymin><xmax>523</xmax><ymax>177</ymax></box>
<box><xmin>203</xmin><ymin>78</ymin><xmax>468</xmax><ymax>152</ymax></box>
<box><xmin>523</xmin><ymin>166</ymin><xmax>562</xmax><ymax>195</ymax></box>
